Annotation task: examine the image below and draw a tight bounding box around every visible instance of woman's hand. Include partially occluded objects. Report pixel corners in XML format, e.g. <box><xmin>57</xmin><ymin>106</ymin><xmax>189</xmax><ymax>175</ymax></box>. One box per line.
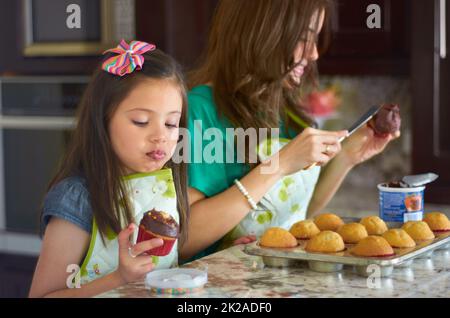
<box><xmin>277</xmin><ymin>127</ymin><xmax>348</xmax><ymax>176</ymax></box>
<box><xmin>339</xmin><ymin>124</ymin><xmax>401</xmax><ymax>167</ymax></box>
<box><xmin>232</xmin><ymin>235</ymin><xmax>257</xmax><ymax>246</ymax></box>
<box><xmin>116</xmin><ymin>224</ymin><xmax>163</xmax><ymax>284</ymax></box>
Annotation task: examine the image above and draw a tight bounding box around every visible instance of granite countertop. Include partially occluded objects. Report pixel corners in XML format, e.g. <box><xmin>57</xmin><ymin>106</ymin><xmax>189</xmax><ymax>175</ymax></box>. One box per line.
<box><xmin>97</xmin><ymin>243</ymin><xmax>450</xmax><ymax>298</ymax></box>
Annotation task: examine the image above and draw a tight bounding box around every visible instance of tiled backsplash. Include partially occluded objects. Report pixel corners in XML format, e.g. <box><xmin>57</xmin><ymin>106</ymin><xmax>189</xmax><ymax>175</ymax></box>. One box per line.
<box><xmin>318</xmin><ymin>76</ymin><xmax>418</xmax><ymax>214</ymax></box>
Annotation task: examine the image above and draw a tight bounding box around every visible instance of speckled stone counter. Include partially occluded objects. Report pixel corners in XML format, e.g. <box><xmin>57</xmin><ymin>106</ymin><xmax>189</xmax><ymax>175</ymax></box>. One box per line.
<box><xmin>97</xmin><ymin>243</ymin><xmax>450</xmax><ymax>298</ymax></box>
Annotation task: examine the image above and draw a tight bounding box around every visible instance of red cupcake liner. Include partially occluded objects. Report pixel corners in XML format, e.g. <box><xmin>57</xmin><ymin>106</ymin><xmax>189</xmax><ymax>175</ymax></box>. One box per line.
<box><xmin>137</xmin><ymin>226</ymin><xmax>177</xmax><ymax>256</ymax></box>
<box><xmin>432</xmin><ymin>228</ymin><xmax>450</xmax><ymax>233</ymax></box>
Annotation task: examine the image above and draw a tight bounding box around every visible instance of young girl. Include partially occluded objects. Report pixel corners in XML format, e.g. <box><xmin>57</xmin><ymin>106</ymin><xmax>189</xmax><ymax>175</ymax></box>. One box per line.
<box><xmin>183</xmin><ymin>0</ymin><xmax>400</xmax><ymax>259</ymax></box>
<box><xmin>29</xmin><ymin>40</ymin><xmax>190</xmax><ymax>297</ymax></box>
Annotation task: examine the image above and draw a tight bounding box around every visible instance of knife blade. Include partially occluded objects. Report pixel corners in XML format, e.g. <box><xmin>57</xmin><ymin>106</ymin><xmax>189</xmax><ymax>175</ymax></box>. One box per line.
<box><xmin>338</xmin><ymin>104</ymin><xmax>383</xmax><ymax>142</ymax></box>
<box><xmin>305</xmin><ymin>104</ymin><xmax>383</xmax><ymax>170</ymax></box>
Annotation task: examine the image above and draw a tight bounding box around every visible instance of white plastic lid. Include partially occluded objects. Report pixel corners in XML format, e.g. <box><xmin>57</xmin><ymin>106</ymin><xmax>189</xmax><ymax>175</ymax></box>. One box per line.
<box><xmin>145</xmin><ymin>268</ymin><xmax>208</xmax><ymax>290</ymax></box>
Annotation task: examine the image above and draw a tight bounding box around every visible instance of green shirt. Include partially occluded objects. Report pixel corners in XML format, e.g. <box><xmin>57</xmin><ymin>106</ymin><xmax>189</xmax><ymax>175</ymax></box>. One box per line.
<box><xmin>187</xmin><ymin>85</ymin><xmax>297</xmax><ymax>197</ymax></box>
<box><xmin>186</xmin><ymin>85</ymin><xmax>298</xmax><ymax>260</ymax></box>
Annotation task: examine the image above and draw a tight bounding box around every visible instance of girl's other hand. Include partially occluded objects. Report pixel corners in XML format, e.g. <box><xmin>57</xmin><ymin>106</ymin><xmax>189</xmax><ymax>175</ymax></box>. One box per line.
<box><xmin>232</xmin><ymin>235</ymin><xmax>257</xmax><ymax>245</ymax></box>
<box><xmin>116</xmin><ymin>224</ymin><xmax>163</xmax><ymax>284</ymax></box>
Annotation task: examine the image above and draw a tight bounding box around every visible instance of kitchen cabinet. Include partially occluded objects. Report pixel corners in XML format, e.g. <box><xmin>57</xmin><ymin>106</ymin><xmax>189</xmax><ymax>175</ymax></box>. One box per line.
<box><xmin>135</xmin><ymin>0</ymin><xmax>219</xmax><ymax>70</ymax></box>
<box><xmin>135</xmin><ymin>0</ymin><xmax>410</xmax><ymax>74</ymax></box>
<box><xmin>318</xmin><ymin>0</ymin><xmax>411</xmax><ymax>75</ymax></box>
<box><xmin>411</xmin><ymin>0</ymin><xmax>450</xmax><ymax>204</ymax></box>
<box><xmin>0</xmin><ymin>253</ymin><xmax>38</xmax><ymax>298</ymax></box>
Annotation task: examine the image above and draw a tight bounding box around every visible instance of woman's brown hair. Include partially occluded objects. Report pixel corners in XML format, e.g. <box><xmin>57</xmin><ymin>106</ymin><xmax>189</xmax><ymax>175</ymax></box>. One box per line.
<box><xmin>190</xmin><ymin>0</ymin><xmax>334</xmax><ymax>158</ymax></box>
<box><xmin>44</xmin><ymin>49</ymin><xmax>190</xmax><ymax>247</ymax></box>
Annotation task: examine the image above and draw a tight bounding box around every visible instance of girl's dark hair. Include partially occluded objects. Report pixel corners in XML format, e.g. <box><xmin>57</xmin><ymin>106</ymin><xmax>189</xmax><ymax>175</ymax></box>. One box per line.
<box><xmin>43</xmin><ymin>48</ymin><xmax>190</xmax><ymax>247</ymax></box>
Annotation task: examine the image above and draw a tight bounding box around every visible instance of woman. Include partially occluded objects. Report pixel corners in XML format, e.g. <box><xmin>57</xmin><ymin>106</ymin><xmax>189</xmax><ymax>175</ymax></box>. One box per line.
<box><xmin>180</xmin><ymin>0</ymin><xmax>399</xmax><ymax>260</ymax></box>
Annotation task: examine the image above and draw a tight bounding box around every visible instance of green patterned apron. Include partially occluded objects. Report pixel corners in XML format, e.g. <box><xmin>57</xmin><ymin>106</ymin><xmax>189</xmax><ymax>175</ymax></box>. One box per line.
<box><xmin>222</xmin><ymin>138</ymin><xmax>321</xmax><ymax>246</ymax></box>
<box><xmin>79</xmin><ymin>169</ymin><xmax>179</xmax><ymax>284</ymax></box>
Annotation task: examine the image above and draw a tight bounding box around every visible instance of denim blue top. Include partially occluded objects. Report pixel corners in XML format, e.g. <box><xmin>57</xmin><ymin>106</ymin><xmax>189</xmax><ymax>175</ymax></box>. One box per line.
<box><xmin>41</xmin><ymin>176</ymin><xmax>93</xmax><ymax>236</ymax></box>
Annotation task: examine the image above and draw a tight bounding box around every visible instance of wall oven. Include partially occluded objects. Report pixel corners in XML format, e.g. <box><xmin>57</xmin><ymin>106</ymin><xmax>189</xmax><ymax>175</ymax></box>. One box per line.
<box><xmin>0</xmin><ymin>76</ymin><xmax>88</xmax><ymax>255</ymax></box>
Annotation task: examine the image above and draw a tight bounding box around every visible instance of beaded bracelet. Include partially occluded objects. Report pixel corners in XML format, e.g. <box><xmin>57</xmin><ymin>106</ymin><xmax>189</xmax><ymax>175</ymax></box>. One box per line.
<box><xmin>234</xmin><ymin>179</ymin><xmax>258</xmax><ymax>210</ymax></box>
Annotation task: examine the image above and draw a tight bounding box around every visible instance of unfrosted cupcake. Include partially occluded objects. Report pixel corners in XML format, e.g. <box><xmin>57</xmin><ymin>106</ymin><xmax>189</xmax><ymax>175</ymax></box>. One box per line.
<box><xmin>260</xmin><ymin>227</ymin><xmax>298</xmax><ymax>248</ymax></box>
<box><xmin>351</xmin><ymin>236</ymin><xmax>395</xmax><ymax>257</ymax></box>
<box><xmin>289</xmin><ymin>220</ymin><xmax>320</xmax><ymax>240</ymax></box>
<box><xmin>382</xmin><ymin>229</ymin><xmax>416</xmax><ymax>248</ymax></box>
<box><xmin>401</xmin><ymin>221</ymin><xmax>435</xmax><ymax>241</ymax></box>
<box><xmin>423</xmin><ymin>212</ymin><xmax>450</xmax><ymax>233</ymax></box>
<box><xmin>305</xmin><ymin>231</ymin><xmax>345</xmax><ymax>253</ymax></box>
<box><xmin>337</xmin><ymin>223</ymin><xmax>368</xmax><ymax>244</ymax></box>
<box><xmin>360</xmin><ymin>216</ymin><xmax>388</xmax><ymax>235</ymax></box>
<box><xmin>314</xmin><ymin>213</ymin><xmax>344</xmax><ymax>231</ymax></box>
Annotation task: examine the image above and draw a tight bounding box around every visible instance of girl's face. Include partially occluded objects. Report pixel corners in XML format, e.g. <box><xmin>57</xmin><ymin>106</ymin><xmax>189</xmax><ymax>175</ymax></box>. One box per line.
<box><xmin>109</xmin><ymin>79</ymin><xmax>182</xmax><ymax>175</ymax></box>
<box><xmin>290</xmin><ymin>10</ymin><xmax>325</xmax><ymax>84</ymax></box>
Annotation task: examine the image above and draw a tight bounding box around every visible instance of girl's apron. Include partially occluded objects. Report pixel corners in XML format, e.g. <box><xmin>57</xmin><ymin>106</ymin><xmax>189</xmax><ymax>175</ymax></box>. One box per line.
<box><xmin>80</xmin><ymin>169</ymin><xmax>179</xmax><ymax>284</ymax></box>
<box><xmin>222</xmin><ymin>138</ymin><xmax>321</xmax><ymax>246</ymax></box>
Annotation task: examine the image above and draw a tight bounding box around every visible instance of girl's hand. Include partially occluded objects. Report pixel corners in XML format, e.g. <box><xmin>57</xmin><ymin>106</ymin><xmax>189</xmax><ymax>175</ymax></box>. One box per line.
<box><xmin>277</xmin><ymin>127</ymin><xmax>348</xmax><ymax>176</ymax></box>
<box><xmin>116</xmin><ymin>224</ymin><xmax>163</xmax><ymax>284</ymax></box>
<box><xmin>340</xmin><ymin>124</ymin><xmax>401</xmax><ymax>167</ymax></box>
<box><xmin>232</xmin><ymin>235</ymin><xmax>257</xmax><ymax>246</ymax></box>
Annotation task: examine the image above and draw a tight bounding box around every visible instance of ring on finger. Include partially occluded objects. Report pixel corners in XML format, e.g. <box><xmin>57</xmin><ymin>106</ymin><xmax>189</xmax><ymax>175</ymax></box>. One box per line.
<box><xmin>128</xmin><ymin>247</ymin><xmax>137</xmax><ymax>258</ymax></box>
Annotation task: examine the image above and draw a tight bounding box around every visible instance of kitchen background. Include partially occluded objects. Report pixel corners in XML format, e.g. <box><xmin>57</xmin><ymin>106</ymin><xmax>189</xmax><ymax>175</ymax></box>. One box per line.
<box><xmin>0</xmin><ymin>0</ymin><xmax>449</xmax><ymax>297</ymax></box>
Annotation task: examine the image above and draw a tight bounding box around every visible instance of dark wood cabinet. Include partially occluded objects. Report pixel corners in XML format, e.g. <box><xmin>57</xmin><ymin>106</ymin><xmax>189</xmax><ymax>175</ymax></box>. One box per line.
<box><xmin>136</xmin><ymin>0</ymin><xmax>411</xmax><ymax>75</ymax></box>
<box><xmin>318</xmin><ymin>0</ymin><xmax>411</xmax><ymax>75</ymax></box>
<box><xmin>136</xmin><ymin>0</ymin><xmax>219</xmax><ymax>70</ymax></box>
<box><xmin>0</xmin><ymin>253</ymin><xmax>38</xmax><ymax>298</ymax></box>
<box><xmin>411</xmin><ymin>0</ymin><xmax>450</xmax><ymax>204</ymax></box>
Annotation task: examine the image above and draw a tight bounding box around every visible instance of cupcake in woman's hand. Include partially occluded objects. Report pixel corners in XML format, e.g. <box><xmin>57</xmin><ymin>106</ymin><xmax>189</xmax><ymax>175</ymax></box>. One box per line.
<box><xmin>314</xmin><ymin>213</ymin><xmax>344</xmax><ymax>231</ymax></box>
<box><xmin>423</xmin><ymin>212</ymin><xmax>450</xmax><ymax>233</ymax></box>
<box><xmin>401</xmin><ymin>221</ymin><xmax>435</xmax><ymax>241</ymax></box>
<box><xmin>337</xmin><ymin>223</ymin><xmax>368</xmax><ymax>244</ymax></box>
<box><xmin>382</xmin><ymin>229</ymin><xmax>416</xmax><ymax>248</ymax></box>
<box><xmin>289</xmin><ymin>220</ymin><xmax>320</xmax><ymax>240</ymax></box>
<box><xmin>360</xmin><ymin>216</ymin><xmax>388</xmax><ymax>235</ymax></box>
<box><xmin>369</xmin><ymin>103</ymin><xmax>401</xmax><ymax>137</ymax></box>
<box><xmin>137</xmin><ymin>209</ymin><xmax>179</xmax><ymax>256</ymax></box>
<box><xmin>260</xmin><ymin>227</ymin><xmax>298</xmax><ymax>248</ymax></box>
<box><xmin>351</xmin><ymin>236</ymin><xmax>395</xmax><ymax>257</ymax></box>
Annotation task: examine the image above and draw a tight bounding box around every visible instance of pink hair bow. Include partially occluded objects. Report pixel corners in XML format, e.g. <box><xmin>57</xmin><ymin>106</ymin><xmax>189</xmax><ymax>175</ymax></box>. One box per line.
<box><xmin>102</xmin><ymin>40</ymin><xmax>156</xmax><ymax>76</ymax></box>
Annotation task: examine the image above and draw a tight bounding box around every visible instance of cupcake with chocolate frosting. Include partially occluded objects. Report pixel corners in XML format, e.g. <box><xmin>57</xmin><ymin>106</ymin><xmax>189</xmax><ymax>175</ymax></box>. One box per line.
<box><xmin>137</xmin><ymin>209</ymin><xmax>179</xmax><ymax>256</ymax></box>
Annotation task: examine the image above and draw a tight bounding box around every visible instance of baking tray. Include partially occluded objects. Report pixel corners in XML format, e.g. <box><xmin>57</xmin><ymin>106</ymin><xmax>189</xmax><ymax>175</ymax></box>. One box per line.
<box><xmin>244</xmin><ymin>217</ymin><xmax>450</xmax><ymax>277</ymax></box>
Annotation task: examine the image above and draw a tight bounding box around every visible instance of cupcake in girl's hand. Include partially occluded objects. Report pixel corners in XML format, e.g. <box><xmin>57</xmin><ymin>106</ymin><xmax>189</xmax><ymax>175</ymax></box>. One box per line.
<box><xmin>137</xmin><ymin>209</ymin><xmax>179</xmax><ymax>256</ymax></box>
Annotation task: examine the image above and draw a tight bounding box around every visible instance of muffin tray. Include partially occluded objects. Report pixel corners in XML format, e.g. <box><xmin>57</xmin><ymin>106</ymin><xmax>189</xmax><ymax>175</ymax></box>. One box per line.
<box><xmin>244</xmin><ymin>217</ymin><xmax>450</xmax><ymax>277</ymax></box>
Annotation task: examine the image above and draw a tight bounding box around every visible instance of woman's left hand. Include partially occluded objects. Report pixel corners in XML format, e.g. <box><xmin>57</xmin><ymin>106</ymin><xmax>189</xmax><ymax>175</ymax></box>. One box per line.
<box><xmin>339</xmin><ymin>124</ymin><xmax>401</xmax><ymax>167</ymax></box>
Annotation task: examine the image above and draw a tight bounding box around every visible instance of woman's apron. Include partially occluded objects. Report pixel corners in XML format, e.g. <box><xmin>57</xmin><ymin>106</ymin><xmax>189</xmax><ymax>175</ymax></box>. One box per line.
<box><xmin>222</xmin><ymin>138</ymin><xmax>321</xmax><ymax>246</ymax></box>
